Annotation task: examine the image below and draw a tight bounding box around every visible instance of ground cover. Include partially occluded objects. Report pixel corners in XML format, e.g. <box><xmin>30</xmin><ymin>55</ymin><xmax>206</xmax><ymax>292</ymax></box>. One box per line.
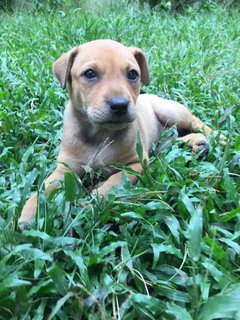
<box><xmin>0</xmin><ymin>3</ymin><xmax>239</xmax><ymax>319</ymax></box>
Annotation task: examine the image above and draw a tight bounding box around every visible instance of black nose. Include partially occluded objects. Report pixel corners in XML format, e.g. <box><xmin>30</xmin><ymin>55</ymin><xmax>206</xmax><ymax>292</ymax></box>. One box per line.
<box><xmin>108</xmin><ymin>97</ymin><xmax>129</xmax><ymax>116</ymax></box>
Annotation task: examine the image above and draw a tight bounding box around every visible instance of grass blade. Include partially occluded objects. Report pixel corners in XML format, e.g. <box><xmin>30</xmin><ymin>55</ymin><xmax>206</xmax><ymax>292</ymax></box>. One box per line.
<box><xmin>64</xmin><ymin>172</ymin><xmax>76</xmax><ymax>202</ymax></box>
<box><xmin>167</xmin><ymin>303</ymin><xmax>192</xmax><ymax>320</ymax></box>
<box><xmin>199</xmin><ymin>287</ymin><xmax>240</xmax><ymax>320</ymax></box>
<box><xmin>188</xmin><ymin>206</ymin><xmax>203</xmax><ymax>261</ymax></box>
<box><xmin>47</xmin><ymin>292</ymin><xmax>74</xmax><ymax>320</ymax></box>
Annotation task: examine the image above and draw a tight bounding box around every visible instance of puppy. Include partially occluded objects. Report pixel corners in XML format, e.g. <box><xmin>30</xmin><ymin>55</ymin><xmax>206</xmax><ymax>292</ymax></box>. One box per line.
<box><xmin>19</xmin><ymin>39</ymin><xmax>221</xmax><ymax>226</ymax></box>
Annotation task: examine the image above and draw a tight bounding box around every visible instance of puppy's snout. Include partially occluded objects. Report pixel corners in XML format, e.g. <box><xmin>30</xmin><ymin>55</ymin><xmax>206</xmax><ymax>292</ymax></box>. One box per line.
<box><xmin>108</xmin><ymin>97</ymin><xmax>129</xmax><ymax>116</ymax></box>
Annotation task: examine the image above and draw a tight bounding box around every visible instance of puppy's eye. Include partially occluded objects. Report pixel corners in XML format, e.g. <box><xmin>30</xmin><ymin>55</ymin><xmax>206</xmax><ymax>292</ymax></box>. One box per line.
<box><xmin>83</xmin><ymin>69</ymin><xmax>98</xmax><ymax>80</ymax></box>
<box><xmin>127</xmin><ymin>69</ymin><xmax>139</xmax><ymax>81</ymax></box>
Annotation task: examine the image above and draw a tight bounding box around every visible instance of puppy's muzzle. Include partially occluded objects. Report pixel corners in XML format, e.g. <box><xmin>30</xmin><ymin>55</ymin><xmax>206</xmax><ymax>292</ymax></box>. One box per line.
<box><xmin>108</xmin><ymin>97</ymin><xmax>129</xmax><ymax>117</ymax></box>
<box><xmin>88</xmin><ymin>96</ymin><xmax>136</xmax><ymax>130</ymax></box>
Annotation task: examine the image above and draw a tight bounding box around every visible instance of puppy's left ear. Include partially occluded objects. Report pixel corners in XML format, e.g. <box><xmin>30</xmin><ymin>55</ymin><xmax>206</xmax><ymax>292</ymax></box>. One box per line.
<box><xmin>129</xmin><ymin>47</ymin><xmax>150</xmax><ymax>86</ymax></box>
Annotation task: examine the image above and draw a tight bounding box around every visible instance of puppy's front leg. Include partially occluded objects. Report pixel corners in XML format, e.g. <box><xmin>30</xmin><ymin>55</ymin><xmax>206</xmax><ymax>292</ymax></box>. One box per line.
<box><xmin>95</xmin><ymin>162</ymin><xmax>143</xmax><ymax>199</ymax></box>
<box><xmin>18</xmin><ymin>165</ymin><xmax>67</xmax><ymax>227</ymax></box>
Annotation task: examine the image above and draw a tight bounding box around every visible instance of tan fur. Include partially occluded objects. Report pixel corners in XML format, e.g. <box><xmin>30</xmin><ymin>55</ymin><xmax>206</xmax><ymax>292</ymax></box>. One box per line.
<box><xmin>19</xmin><ymin>39</ymin><xmax>223</xmax><ymax>227</ymax></box>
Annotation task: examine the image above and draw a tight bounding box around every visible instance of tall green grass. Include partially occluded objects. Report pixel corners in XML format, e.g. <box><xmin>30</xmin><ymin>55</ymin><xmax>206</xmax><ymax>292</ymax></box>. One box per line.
<box><xmin>0</xmin><ymin>3</ymin><xmax>239</xmax><ymax>319</ymax></box>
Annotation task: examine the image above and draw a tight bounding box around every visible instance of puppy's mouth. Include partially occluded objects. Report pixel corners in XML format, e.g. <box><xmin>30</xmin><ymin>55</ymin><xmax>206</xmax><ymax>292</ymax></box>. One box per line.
<box><xmin>100</xmin><ymin>121</ymin><xmax>131</xmax><ymax>130</ymax></box>
<box><xmin>89</xmin><ymin>115</ymin><xmax>136</xmax><ymax>129</ymax></box>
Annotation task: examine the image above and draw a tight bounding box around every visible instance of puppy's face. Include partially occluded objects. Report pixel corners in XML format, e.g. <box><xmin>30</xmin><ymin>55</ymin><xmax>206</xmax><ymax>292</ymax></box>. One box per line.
<box><xmin>53</xmin><ymin>40</ymin><xmax>149</xmax><ymax>130</ymax></box>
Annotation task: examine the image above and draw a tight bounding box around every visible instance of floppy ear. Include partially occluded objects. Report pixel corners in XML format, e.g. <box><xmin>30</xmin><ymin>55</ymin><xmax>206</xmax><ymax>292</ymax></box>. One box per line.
<box><xmin>129</xmin><ymin>47</ymin><xmax>150</xmax><ymax>86</ymax></box>
<box><xmin>52</xmin><ymin>47</ymin><xmax>79</xmax><ymax>89</ymax></box>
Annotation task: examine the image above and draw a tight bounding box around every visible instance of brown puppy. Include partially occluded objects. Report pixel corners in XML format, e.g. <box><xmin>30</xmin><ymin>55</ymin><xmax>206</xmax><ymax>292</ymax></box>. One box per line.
<box><xmin>19</xmin><ymin>39</ymin><xmax>220</xmax><ymax>226</ymax></box>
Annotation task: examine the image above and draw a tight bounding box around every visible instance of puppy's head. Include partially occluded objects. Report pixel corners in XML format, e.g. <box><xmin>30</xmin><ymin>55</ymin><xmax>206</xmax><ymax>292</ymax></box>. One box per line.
<box><xmin>53</xmin><ymin>39</ymin><xmax>149</xmax><ymax>130</ymax></box>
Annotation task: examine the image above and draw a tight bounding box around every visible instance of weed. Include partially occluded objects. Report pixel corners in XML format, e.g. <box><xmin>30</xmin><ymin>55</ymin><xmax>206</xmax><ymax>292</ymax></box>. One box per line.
<box><xmin>0</xmin><ymin>3</ymin><xmax>239</xmax><ymax>319</ymax></box>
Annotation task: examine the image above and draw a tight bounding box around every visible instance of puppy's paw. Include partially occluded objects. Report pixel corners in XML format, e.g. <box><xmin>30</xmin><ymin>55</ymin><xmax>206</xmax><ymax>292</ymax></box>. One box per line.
<box><xmin>193</xmin><ymin>137</ymin><xmax>209</xmax><ymax>155</ymax></box>
<box><xmin>18</xmin><ymin>212</ymin><xmax>35</xmax><ymax>231</ymax></box>
<box><xmin>178</xmin><ymin>133</ymin><xmax>209</xmax><ymax>155</ymax></box>
<box><xmin>18</xmin><ymin>220</ymin><xmax>31</xmax><ymax>231</ymax></box>
<box><xmin>18</xmin><ymin>195</ymin><xmax>38</xmax><ymax>230</ymax></box>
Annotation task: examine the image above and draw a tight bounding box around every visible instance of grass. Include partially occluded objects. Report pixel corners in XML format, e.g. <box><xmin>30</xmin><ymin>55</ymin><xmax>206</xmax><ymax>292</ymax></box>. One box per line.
<box><xmin>0</xmin><ymin>2</ymin><xmax>240</xmax><ymax>319</ymax></box>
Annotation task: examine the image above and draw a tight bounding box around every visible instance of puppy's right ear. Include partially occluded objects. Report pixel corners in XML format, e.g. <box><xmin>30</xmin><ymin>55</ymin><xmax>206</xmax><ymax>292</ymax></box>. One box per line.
<box><xmin>52</xmin><ymin>47</ymin><xmax>78</xmax><ymax>89</ymax></box>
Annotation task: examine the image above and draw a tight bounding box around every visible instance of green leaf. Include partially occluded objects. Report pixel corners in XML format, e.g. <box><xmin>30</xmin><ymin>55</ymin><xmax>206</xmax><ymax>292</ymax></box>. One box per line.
<box><xmin>64</xmin><ymin>172</ymin><xmax>76</xmax><ymax>202</ymax></box>
<box><xmin>34</xmin><ymin>259</ymin><xmax>45</xmax><ymax>279</ymax></box>
<box><xmin>199</xmin><ymin>287</ymin><xmax>240</xmax><ymax>320</ymax></box>
<box><xmin>200</xmin><ymin>282</ymin><xmax>210</xmax><ymax>301</ymax></box>
<box><xmin>164</xmin><ymin>213</ymin><xmax>180</xmax><ymax>243</ymax></box>
<box><xmin>122</xmin><ymin>245</ymin><xmax>133</xmax><ymax>272</ymax></box>
<box><xmin>219</xmin><ymin>238</ymin><xmax>240</xmax><ymax>255</ymax></box>
<box><xmin>23</xmin><ymin>229</ymin><xmax>51</xmax><ymax>241</ymax></box>
<box><xmin>32</xmin><ymin>300</ymin><xmax>47</xmax><ymax>320</ymax></box>
<box><xmin>203</xmin><ymin>237</ymin><xmax>229</xmax><ymax>268</ymax></box>
<box><xmin>188</xmin><ymin>206</ymin><xmax>203</xmax><ymax>261</ymax></box>
<box><xmin>132</xmin><ymin>293</ymin><xmax>166</xmax><ymax>316</ymax></box>
<box><xmin>47</xmin><ymin>265</ymin><xmax>69</xmax><ymax>295</ymax></box>
<box><xmin>220</xmin><ymin>207</ymin><xmax>240</xmax><ymax>222</ymax></box>
<box><xmin>47</xmin><ymin>292</ymin><xmax>74</xmax><ymax>320</ymax></box>
<box><xmin>178</xmin><ymin>189</ymin><xmax>195</xmax><ymax>215</ymax></box>
<box><xmin>167</xmin><ymin>303</ymin><xmax>192</xmax><ymax>320</ymax></box>
<box><xmin>136</xmin><ymin>131</ymin><xmax>143</xmax><ymax>163</ymax></box>
<box><xmin>223</xmin><ymin>168</ymin><xmax>238</xmax><ymax>205</ymax></box>
<box><xmin>1</xmin><ymin>275</ymin><xmax>31</xmax><ymax>289</ymax></box>
<box><xmin>121</xmin><ymin>211</ymin><xmax>144</xmax><ymax>220</ymax></box>
<box><xmin>144</xmin><ymin>200</ymin><xmax>173</xmax><ymax>211</ymax></box>
<box><xmin>0</xmin><ymin>244</ymin><xmax>32</xmax><ymax>266</ymax></box>
<box><xmin>155</xmin><ymin>285</ymin><xmax>190</xmax><ymax>303</ymax></box>
<box><xmin>151</xmin><ymin>243</ymin><xmax>182</xmax><ymax>268</ymax></box>
<box><xmin>201</xmin><ymin>259</ymin><xmax>234</xmax><ymax>288</ymax></box>
<box><xmin>64</xmin><ymin>249</ymin><xmax>89</xmax><ymax>286</ymax></box>
<box><xmin>21</xmin><ymin>247</ymin><xmax>53</xmax><ymax>262</ymax></box>
<box><xmin>28</xmin><ymin>279</ymin><xmax>53</xmax><ymax>297</ymax></box>
<box><xmin>98</xmin><ymin>241</ymin><xmax>127</xmax><ymax>259</ymax></box>
<box><xmin>51</xmin><ymin>237</ymin><xmax>81</xmax><ymax>247</ymax></box>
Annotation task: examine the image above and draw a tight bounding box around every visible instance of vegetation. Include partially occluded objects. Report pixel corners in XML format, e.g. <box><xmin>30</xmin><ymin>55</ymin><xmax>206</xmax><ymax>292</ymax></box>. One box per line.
<box><xmin>0</xmin><ymin>2</ymin><xmax>239</xmax><ymax>319</ymax></box>
<box><xmin>1</xmin><ymin>0</ymin><xmax>239</xmax><ymax>12</ymax></box>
